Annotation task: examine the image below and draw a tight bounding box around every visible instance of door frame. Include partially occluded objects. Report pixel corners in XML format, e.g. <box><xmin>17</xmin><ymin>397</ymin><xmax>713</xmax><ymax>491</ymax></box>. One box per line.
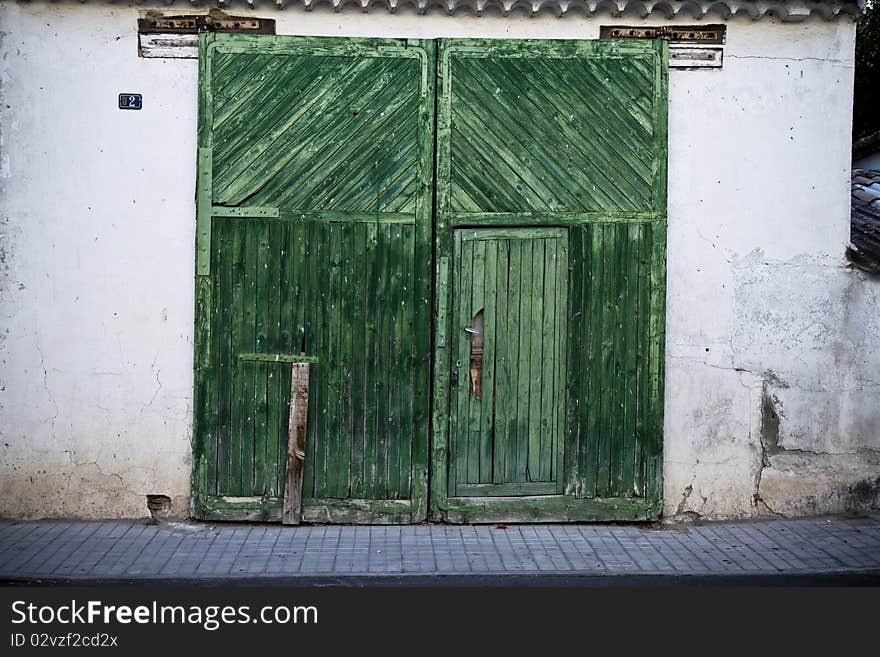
<box><xmin>429</xmin><ymin>38</ymin><xmax>668</xmax><ymax>523</ymax></box>
<box><xmin>191</xmin><ymin>34</ymin><xmax>668</xmax><ymax>524</ymax></box>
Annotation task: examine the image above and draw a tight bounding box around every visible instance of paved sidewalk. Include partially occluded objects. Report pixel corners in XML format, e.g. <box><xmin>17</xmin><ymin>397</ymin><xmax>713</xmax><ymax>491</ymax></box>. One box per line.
<box><xmin>1</xmin><ymin>514</ymin><xmax>878</xmax><ymax>585</ymax></box>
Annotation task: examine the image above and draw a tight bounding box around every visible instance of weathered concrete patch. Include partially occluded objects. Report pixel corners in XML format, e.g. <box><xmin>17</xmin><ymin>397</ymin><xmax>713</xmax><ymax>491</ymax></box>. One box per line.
<box><xmin>663</xmin><ymin>360</ymin><xmax>763</xmax><ymax>520</ymax></box>
<box><xmin>756</xmin><ymin>451</ymin><xmax>880</xmax><ymax>517</ymax></box>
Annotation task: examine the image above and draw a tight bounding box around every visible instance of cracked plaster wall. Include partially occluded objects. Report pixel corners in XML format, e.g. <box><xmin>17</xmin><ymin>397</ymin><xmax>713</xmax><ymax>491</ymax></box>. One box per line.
<box><xmin>0</xmin><ymin>3</ymin><xmax>875</xmax><ymax>520</ymax></box>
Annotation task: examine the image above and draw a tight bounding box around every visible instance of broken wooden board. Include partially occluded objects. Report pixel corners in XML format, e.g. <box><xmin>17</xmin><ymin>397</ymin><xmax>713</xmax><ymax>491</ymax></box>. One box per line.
<box><xmin>139</xmin><ymin>33</ymin><xmax>198</xmax><ymax>59</ymax></box>
<box><xmin>282</xmin><ymin>362</ymin><xmax>310</xmax><ymax>525</ymax></box>
<box><xmin>669</xmin><ymin>46</ymin><xmax>723</xmax><ymax>69</ymax></box>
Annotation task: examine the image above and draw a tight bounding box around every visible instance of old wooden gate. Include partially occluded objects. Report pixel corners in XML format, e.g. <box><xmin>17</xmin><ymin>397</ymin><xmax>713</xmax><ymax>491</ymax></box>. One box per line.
<box><xmin>431</xmin><ymin>39</ymin><xmax>667</xmax><ymax>522</ymax></box>
<box><xmin>192</xmin><ymin>35</ymin><xmax>667</xmax><ymax>524</ymax></box>
<box><xmin>191</xmin><ymin>35</ymin><xmax>434</xmax><ymax>523</ymax></box>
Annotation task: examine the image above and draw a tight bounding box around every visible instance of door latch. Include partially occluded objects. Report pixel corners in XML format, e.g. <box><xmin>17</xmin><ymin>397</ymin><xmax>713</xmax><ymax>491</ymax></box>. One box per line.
<box><xmin>465</xmin><ymin>309</ymin><xmax>484</xmax><ymax>400</ymax></box>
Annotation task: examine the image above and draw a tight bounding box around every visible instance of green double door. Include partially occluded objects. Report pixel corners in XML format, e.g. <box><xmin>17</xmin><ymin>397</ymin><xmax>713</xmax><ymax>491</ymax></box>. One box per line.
<box><xmin>192</xmin><ymin>35</ymin><xmax>667</xmax><ymax>523</ymax></box>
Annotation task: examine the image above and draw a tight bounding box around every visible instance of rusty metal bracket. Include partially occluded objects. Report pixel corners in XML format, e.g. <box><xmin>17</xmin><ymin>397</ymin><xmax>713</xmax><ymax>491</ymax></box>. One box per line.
<box><xmin>600</xmin><ymin>25</ymin><xmax>726</xmax><ymax>45</ymax></box>
<box><xmin>138</xmin><ymin>10</ymin><xmax>276</xmax><ymax>35</ymax></box>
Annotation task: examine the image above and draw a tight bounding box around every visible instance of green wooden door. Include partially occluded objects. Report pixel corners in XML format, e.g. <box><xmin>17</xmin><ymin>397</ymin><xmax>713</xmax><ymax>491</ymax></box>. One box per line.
<box><xmin>450</xmin><ymin>228</ymin><xmax>568</xmax><ymax>498</ymax></box>
<box><xmin>191</xmin><ymin>35</ymin><xmax>435</xmax><ymax>523</ymax></box>
<box><xmin>432</xmin><ymin>39</ymin><xmax>668</xmax><ymax>522</ymax></box>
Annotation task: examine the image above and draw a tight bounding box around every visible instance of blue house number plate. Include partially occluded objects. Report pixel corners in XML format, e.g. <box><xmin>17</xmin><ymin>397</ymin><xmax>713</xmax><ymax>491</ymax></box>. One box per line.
<box><xmin>118</xmin><ymin>93</ymin><xmax>142</xmax><ymax>110</ymax></box>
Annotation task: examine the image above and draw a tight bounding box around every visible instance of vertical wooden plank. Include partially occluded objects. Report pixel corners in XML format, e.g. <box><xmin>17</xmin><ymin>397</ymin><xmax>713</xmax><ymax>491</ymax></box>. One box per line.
<box><xmin>282</xmin><ymin>362</ymin><xmax>310</xmax><ymax>525</ymax></box>
<box><xmin>596</xmin><ymin>224</ymin><xmax>614</xmax><ymax>499</ymax></box>
<box><xmin>648</xmin><ymin>220</ymin><xmax>666</xmax><ymax>505</ymax></box>
<box><xmin>432</xmin><ymin>248</ymin><xmax>452</xmax><ymax>509</ymax></box>
<box><xmin>336</xmin><ymin>222</ymin><xmax>353</xmax><ymax>499</ymax></box>
<box><xmin>566</xmin><ymin>225</ymin><xmax>584</xmax><ymax>496</ymax></box>
<box><xmin>411</xmin><ymin>38</ymin><xmax>435</xmax><ymax>520</ymax></box>
<box><xmin>205</xmin><ymin>220</ymin><xmax>221</xmax><ymax>497</ymax></box>
<box><xmin>467</xmin><ymin>238</ymin><xmax>486</xmax><ymax>485</ymax></box>
<box><xmin>432</xmin><ymin>38</ymin><xmax>454</xmax><ymax>516</ymax></box>
<box><xmin>553</xmin><ymin>235</ymin><xmax>568</xmax><ymax>494</ymax></box>
<box><xmin>253</xmin><ymin>363</ymin><xmax>269</xmax><ymax>497</ymax></box>
<box><xmin>479</xmin><ymin>238</ymin><xmax>497</xmax><ymax>484</ymax></box>
<box><xmin>539</xmin><ymin>237</ymin><xmax>556</xmax><ymax>483</ymax></box>
<box><xmin>374</xmin><ymin>223</ymin><xmax>391</xmax><ymax>497</ymax></box>
<box><xmin>205</xmin><ymin>222</ymin><xmax>221</xmax><ymax>501</ymax></box>
<box><xmin>270</xmin><ymin>222</ymin><xmax>288</xmax><ymax>497</ymax></box>
<box><xmin>504</xmin><ymin>238</ymin><xmax>522</xmax><ymax>483</ymax></box>
<box><xmin>446</xmin><ymin>235</ymin><xmax>459</xmax><ymax>496</ymax></box>
<box><xmin>276</xmin><ymin>221</ymin><xmax>294</xmax><ymax>494</ymax></box>
<box><xmin>492</xmin><ymin>238</ymin><xmax>510</xmax><ymax>485</ymax></box>
<box><xmin>514</xmin><ymin>239</ymin><xmax>532</xmax><ymax>483</ymax></box>
<box><xmin>648</xmin><ymin>40</ymin><xmax>669</xmax><ymax>511</ymax></box>
<box><xmin>216</xmin><ymin>219</ymin><xmax>234</xmax><ymax>497</ymax></box>
<box><xmin>635</xmin><ymin>223</ymin><xmax>651</xmax><ymax>497</ymax></box>
<box><xmin>386</xmin><ymin>224</ymin><xmax>403</xmax><ymax>499</ymax></box>
<box><xmin>304</xmin><ymin>219</ymin><xmax>322</xmax><ymax>500</ymax></box>
<box><xmin>253</xmin><ymin>219</ymin><xmax>270</xmax><ymax>496</ymax></box>
<box><xmin>621</xmin><ymin>223</ymin><xmax>640</xmax><ymax>498</ymax></box>
<box><xmin>363</xmin><ymin>222</ymin><xmax>380</xmax><ymax>499</ymax></box>
<box><xmin>314</xmin><ymin>220</ymin><xmax>331</xmax><ymax>499</ymax></box>
<box><xmin>228</xmin><ymin>220</ymin><xmax>247</xmax><ymax>497</ymax></box>
<box><xmin>399</xmin><ymin>223</ymin><xmax>416</xmax><ymax>498</ymax></box>
<box><xmin>297</xmin><ymin>220</ymin><xmax>314</xmax><ymax>499</ymax></box>
<box><xmin>585</xmin><ymin>224</ymin><xmax>605</xmax><ymax>497</ymax></box>
<box><xmin>240</xmin><ymin>219</ymin><xmax>258</xmax><ymax>497</ymax></box>
<box><xmin>453</xmin><ymin>234</ymin><xmax>473</xmax><ymax>490</ymax></box>
<box><xmin>526</xmin><ymin>239</ymin><xmax>545</xmax><ymax>481</ymax></box>
<box><xmin>267</xmin><ymin>219</ymin><xmax>284</xmax><ymax>497</ymax></box>
<box><xmin>190</xmin><ymin>35</ymin><xmax>213</xmax><ymax>516</ymax></box>
<box><xmin>610</xmin><ymin>223</ymin><xmax>627</xmax><ymax>497</ymax></box>
<box><xmin>324</xmin><ymin>223</ymin><xmax>340</xmax><ymax>498</ymax></box>
<box><xmin>192</xmin><ymin>268</ymin><xmax>212</xmax><ymax>508</ymax></box>
<box><xmin>349</xmin><ymin>223</ymin><xmax>367</xmax><ymax>499</ymax></box>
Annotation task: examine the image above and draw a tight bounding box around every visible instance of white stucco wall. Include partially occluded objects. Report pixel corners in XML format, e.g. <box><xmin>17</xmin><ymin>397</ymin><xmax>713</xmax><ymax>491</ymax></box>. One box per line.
<box><xmin>1</xmin><ymin>2</ymin><xmax>877</xmax><ymax>521</ymax></box>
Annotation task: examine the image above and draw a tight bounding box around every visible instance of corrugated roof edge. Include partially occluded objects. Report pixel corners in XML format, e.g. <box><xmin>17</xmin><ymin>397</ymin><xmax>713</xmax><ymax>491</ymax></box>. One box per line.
<box><xmin>850</xmin><ymin>169</ymin><xmax>880</xmax><ymax>275</ymax></box>
<box><xmin>61</xmin><ymin>0</ymin><xmax>866</xmax><ymax>20</ymax></box>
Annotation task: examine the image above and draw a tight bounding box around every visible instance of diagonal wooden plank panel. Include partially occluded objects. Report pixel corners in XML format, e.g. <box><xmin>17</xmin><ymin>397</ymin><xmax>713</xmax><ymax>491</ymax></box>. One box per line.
<box><xmin>214</xmin><ymin>57</ymin><xmax>397</xmax><ymax>202</ymax></box>
<box><xmin>211</xmin><ymin>54</ymin><xmax>422</xmax><ymax>213</ymax></box>
<box><xmin>465</xmin><ymin>57</ymin><xmax>651</xmax><ymax>210</ymax></box>
<box><xmin>213</xmin><ymin>55</ymin><xmax>313</xmax><ymax>130</ymax></box>
<box><xmin>451</xmin><ymin>71</ymin><xmax>597</xmax><ymax>211</ymax></box>
<box><xmin>261</xmin><ymin>78</ymin><xmax>421</xmax><ymax>209</ymax></box>
<box><xmin>243</xmin><ymin>63</ymin><xmax>417</xmax><ymax>202</ymax></box>
<box><xmin>523</xmin><ymin>58</ymin><xmax>654</xmax><ymax>188</ymax></box>
<box><xmin>463</xmin><ymin>59</ymin><xmax>632</xmax><ymax>210</ymax></box>
<box><xmin>447</xmin><ymin>52</ymin><xmax>659</xmax><ymax>214</ymax></box>
<box><xmin>212</xmin><ymin>55</ymin><xmax>360</xmax><ymax>168</ymax></box>
<box><xmin>213</xmin><ymin>56</ymin><xmax>390</xmax><ymax>198</ymax></box>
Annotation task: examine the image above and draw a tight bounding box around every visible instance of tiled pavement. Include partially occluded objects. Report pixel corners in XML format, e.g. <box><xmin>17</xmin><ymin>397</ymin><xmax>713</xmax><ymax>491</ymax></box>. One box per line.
<box><xmin>0</xmin><ymin>514</ymin><xmax>878</xmax><ymax>584</ymax></box>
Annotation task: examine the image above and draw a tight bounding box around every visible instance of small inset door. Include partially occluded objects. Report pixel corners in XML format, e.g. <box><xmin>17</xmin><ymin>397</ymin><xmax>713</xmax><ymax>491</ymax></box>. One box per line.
<box><xmin>450</xmin><ymin>229</ymin><xmax>568</xmax><ymax>498</ymax></box>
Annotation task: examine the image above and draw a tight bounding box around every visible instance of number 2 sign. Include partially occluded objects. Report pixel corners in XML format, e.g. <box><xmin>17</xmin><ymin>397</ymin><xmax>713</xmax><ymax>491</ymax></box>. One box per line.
<box><xmin>118</xmin><ymin>93</ymin><xmax>143</xmax><ymax>110</ymax></box>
